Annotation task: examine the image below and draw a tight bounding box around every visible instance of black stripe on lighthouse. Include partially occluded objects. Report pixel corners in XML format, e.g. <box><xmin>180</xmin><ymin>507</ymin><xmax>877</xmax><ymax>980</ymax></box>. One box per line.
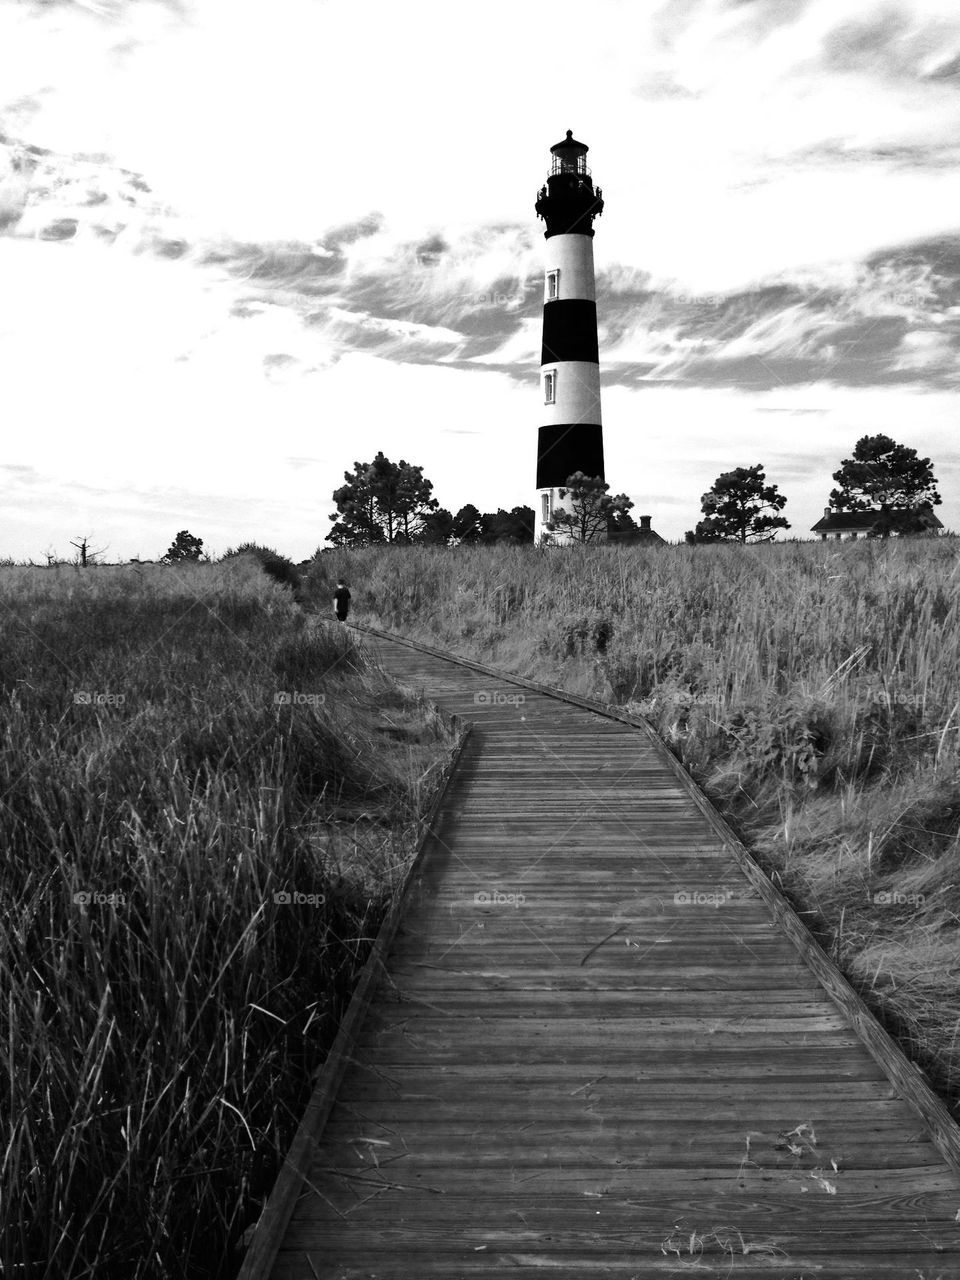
<box><xmin>537</xmin><ymin>424</ymin><xmax>604</xmax><ymax>490</ymax></box>
<box><xmin>541</xmin><ymin>299</ymin><xmax>599</xmax><ymax>365</ymax></box>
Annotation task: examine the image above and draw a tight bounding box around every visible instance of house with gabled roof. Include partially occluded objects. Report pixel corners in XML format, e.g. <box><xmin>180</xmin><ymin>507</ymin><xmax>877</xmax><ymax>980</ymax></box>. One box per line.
<box><xmin>810</xmin><ymin>506</ymin><xmax>943</xmax><ymax>540</ymax></box>
<box><xmin>607</xmin><ymin>514</ymin><xmax>667</xmax><ymax>546</ymax></box>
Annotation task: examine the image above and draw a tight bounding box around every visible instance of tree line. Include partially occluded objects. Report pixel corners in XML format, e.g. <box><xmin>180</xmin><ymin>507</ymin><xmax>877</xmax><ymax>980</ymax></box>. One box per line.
<box><xmin>684</xmin><ymin>433</ymin><xmax>941</xmax><ymax>543</ymax></box>
<box><xmin>324</xmin><ymin>434</ymin><xmax>943</xmax><ymax>547</ymax></box>
<box><xmin>49</xmin><ymin>433</ymin><xmax>943</xmax><ymax>567</ymax></box>
<box><xmin>326</xmin><ymin>451</ymin><xmax>535</xmax><ymax>545</ymax></box>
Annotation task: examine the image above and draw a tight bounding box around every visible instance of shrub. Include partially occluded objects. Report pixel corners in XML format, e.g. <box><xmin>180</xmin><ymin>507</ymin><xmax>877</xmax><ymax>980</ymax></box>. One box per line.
<box><xmin>221</xmin><ymin>543</ymin><xmax>301</xmax><ymax>594</ymax></box>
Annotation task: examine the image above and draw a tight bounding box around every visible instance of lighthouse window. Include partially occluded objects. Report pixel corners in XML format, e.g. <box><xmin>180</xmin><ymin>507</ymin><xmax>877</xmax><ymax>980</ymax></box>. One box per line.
<box><xmin>546</xmin><ymin>270</ymin><xmax>559</xmax><ymax>300</ymax></box>
<box><xmin>541</xmin><ymin>492</ymin><xmax>550</xmax><ymax>521</ymax></box>
<box><xmin>543</xmin><ymin>370</ymin><xmax>556</xmax><ymax>403</ymax></box>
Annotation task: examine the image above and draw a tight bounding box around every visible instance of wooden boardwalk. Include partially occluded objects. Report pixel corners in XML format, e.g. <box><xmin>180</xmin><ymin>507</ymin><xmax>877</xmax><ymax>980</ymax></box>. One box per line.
<box><xmin>244</xmin><ymin>625</ymin><xmax>960</xmax><ymax>1280</ymax></box>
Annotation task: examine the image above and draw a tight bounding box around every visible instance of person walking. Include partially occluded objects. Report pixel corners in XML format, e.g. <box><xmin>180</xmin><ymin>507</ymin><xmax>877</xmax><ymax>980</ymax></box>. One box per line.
<box><xmin>333</xmin><ymin>578</ymin><xmax>351</xmax><ymax>623</ymax></box>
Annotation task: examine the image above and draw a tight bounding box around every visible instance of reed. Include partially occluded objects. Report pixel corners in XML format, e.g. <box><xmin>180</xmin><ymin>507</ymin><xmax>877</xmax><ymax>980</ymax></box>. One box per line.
<box><xmin>0</xmin><ymin>558</ymin><xmax>458</xmax><ymax>1279</ymax></box>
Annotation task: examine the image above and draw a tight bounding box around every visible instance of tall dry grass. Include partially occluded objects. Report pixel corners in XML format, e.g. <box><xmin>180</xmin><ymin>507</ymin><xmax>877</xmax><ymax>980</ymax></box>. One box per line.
<box><xmin>305</xmin><ymin>537</ymin><xmax>960</xmax><ymax>1109</ymax></box>
<box><xmin>0</xmin><ymin>558</ymin><xmax>458</xmax><ymax>1279</ymax></box>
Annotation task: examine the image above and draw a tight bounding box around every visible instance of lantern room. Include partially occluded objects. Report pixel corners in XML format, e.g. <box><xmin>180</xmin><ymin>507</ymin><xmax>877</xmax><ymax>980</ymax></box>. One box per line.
<box><xmin>549</xmin><ymin>130</ymin><xmax>590</xmax><ymax>177</ymax></box>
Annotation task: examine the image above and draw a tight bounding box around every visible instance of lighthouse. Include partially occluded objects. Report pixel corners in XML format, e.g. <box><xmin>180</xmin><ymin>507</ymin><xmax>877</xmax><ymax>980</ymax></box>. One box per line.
<box><xmin>534</xmin><ymin>130</ymin><xmax>604</xmax><ymax>545</ymax></box>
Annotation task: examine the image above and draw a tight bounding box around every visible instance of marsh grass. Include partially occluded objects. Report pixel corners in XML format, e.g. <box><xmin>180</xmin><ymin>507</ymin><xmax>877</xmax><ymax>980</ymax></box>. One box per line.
<box><xmin>0</xmin><ymin>558</ymin><xmax>458</xmax><ymax>1279</ymax></box>
<box><xmin>305</xmin><ymin>537</ymin><xmax>960</xmax><ymax>1111</ymax></box>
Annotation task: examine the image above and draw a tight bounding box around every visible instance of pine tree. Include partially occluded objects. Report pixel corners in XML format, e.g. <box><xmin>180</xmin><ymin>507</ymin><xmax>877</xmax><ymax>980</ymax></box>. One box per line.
<box><xmin>162</xmin><ymin>531</ymin><xmax>204</xmax><ymax>563</ymax></box>
<box><xmin>829</xmin><ymin>434</ymin><xmax>941</xmax><ymax>529</ymax></box>
<box><xmin>687</xmin><ymin>465</ymin><xmax>789</xmax><ymax>544</ymax></box>
<box><xmin>549</xmin><ymin>473</ymin><xmax>633</xmax><ymax>544</ymax></box>
<box><xmin>327</xmin><ymin>452</ymin><xmax>439</xmax><ymax>546</ymax></box>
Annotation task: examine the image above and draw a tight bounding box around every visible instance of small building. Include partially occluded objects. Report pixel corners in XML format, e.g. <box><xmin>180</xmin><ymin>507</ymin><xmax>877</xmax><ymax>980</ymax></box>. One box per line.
<box><xmin>607</xmin><ymin>514</ymin><xmax>666</xmax><ymax>546</ymax></box>
<box><xmin>810</xmin><ymin>506</ymin><xmax>943</xmax><ymax>540</ymax></box>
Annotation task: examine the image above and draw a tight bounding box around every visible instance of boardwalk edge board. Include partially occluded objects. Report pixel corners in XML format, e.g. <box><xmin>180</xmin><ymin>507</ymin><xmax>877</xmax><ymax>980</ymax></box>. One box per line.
<box><xmin>235</xmin><ymin>715</ymin><xmax>472</xmax><ymax>1280</ymax></box>
<box><xmin>347</xmin><ymin>621</ymin><xmax>960</xmax><ymax>1183</ymax></box>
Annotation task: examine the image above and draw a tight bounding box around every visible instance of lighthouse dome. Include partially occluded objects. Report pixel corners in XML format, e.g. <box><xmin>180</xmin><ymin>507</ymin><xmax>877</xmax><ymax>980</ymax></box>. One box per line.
<box><xmin>550</xmin><ymin>129</ymin><xmax>588</xmax><ymax>157</ymax></box>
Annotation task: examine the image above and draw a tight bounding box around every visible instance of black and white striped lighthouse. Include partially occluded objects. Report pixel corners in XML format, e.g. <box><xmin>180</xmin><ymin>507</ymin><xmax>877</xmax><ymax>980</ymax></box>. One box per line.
<box><xmin>534</xmin><ymin>130</ymin><xmax>604</xmax><ymax>544</ymax></box>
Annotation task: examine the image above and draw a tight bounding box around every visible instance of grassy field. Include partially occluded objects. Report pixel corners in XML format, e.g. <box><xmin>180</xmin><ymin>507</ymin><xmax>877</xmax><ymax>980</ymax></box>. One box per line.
<box><xmin>6</xmin><ymin>540</ymin><xmax>959</xmax><ymax>1276</ymax></box>
<box><xmin>0</xmin><ymin>558</ymin><xmax>459</xmax><ymax>1279</ymax></box>
<box><xmin>307</xmin><ymin>537</ymin><xmax>960</xmax><ymax>1115</ymax></box>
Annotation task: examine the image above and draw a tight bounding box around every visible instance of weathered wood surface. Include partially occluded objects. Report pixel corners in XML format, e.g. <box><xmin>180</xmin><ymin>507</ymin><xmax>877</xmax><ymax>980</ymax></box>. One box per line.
<box><xmin>253</xmin><ymin>624</ymin><xmax>960</xmax><ymax>1280</ymax></box>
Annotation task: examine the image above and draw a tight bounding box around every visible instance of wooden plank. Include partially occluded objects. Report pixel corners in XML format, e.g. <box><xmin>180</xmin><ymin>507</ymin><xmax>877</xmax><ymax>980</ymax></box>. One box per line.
<box><xmin>356</xmin><ymin>1013</ymin><xmax>856</xmax><ymax>1036</ymax></box>
<box><xmin>340</xmin><ymin>1096</ymin><xmax>903</xmax><ymax>1119</ymax></box>
<box><xmin>293</xmin><ymin>1162</ymin><xmax>960</xmax><ymax>1194</ymax></box>
<box><xmin>385</xmin><ymin>964</ymin><xmax>830</xmax><ymax>989</ymax></box>
<box><xmin>270</xmin><ymin>1255</ymin><xmax>960</xmax><ymax>1280</ymax></box>
<box><xmin>382</xmin><ymin>940</ymin><xmax>828</xmax><ymax>966</ymax></box>
<box><xmin>341</xmin><ymin>1072</ymin><xmax>900</xmax><ymax>1099</ymax></box>
<box><xmin>372</xmin><ymin>990</ymin><xmax>841</xmax><ymax>1011</ymax></box>
<box><xmin>272</xmin><ymin>1186</ymin><xmax>960</xmax><ymax>1221</ymax></box>
<box><xmin>345</xmin><ymin>1047</ymin><xmax>891</xmax><ymax>1077</ymax></box>
<box><xmin>320</xmin><ymin>1134</ymin><xmax>936</xmax><ymax>1164</ymax></box>
<box><xmin>280</xmin><ymin>1219</ymin><xmax>960</xmax><ymax>1254</ymax></box>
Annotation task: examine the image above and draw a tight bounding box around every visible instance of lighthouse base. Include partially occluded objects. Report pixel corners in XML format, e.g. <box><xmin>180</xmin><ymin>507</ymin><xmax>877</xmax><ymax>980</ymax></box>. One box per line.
<box><xmin>535</xmin><ymin>486</ymin><xmax>609</xmax><ymax>546</ymax></box>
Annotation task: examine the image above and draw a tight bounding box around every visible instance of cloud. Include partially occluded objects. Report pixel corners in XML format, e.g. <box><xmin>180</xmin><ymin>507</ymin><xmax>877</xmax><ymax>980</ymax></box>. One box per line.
<box><xmin>0</xmin><ymin>463</ymin><xmax>43</xmax><ymax>485</ymax></box>
<box><xmin>925</xmin><ymin>50</ymin><xmax>960</xmax><ymax>80</ymax></box>
<box><xmin>821</xmin><ymin>6</ymin><xmax>912</xmax><ymax>75</ymax></box>
<box><xmin>0</xmin><ymin>128</ymin><xmax>545</xmax><ymax>377</ymax></box>
<box><xmin>416</xmin><ymin>233</ymin><xmax>448</xmax><ymax>266</ymax></box>
<box><xmin>323</xmin><ymin>213</ymin><xmax>386</xmax><ymax>246</ymax></box>
<box><xmin>889</xmin><ymin>327</ymin><xmax>957</xmax><ymax>371</ymax></box>
<box><xmin>785</xmin><ymin>139</ymin><xmax>960</xmax><ymax>169</ymax></box>
<box><xmin>200</xmin><ymin>219</ymin><xmax>544</xmax><ymax>371</ymax></box>
<box><xmin>596</xmin><ymin>233</ymin><xmax>960</xmax><ymax>391</ymax></box>
<box><xmin>6</xmin><ymin>118</ymin><xmax>960</xmax><ymax>401</ymax></box>
<box><xmin>820</xmin><ymin>4</ymin><xmax>960</xmax><ymax>85</ymax></box>
<box><xmin>318</xmin><ymin>307</ymin><xmax>466</xmax><ymax>362</ymax></box>
<box><xmin>283</xmin><ymin>455</ymin><xmax>324</xmax><ymax>470</ymax></box>
<box><xmin>632</xmin><ymin>72</ymin><xmax>700</xmax><ymax>101</ymax></box>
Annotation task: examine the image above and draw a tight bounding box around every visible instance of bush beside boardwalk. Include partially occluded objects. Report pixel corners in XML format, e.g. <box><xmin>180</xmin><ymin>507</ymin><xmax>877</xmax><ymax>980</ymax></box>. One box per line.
<box><xmin>307</xmin><ymin>537</ymin><xmax>960</xmax><ymax>1117</ymax></box>
<box><xmin>0</xmin><ymin>558</ymin><xmax>458</xmax><ymax>1280</ymax></box>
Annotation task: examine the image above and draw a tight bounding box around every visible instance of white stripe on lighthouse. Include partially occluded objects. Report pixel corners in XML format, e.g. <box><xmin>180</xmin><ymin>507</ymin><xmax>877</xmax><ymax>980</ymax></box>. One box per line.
<box><xmin>541</xmin><ymin>361</ymin><xmax>602</xmax><ymax>429</ymax></box>
<box><xmin>543</xmin><ymin>234</ymin><xmax>596</xmax><ymax>303</ymax></box>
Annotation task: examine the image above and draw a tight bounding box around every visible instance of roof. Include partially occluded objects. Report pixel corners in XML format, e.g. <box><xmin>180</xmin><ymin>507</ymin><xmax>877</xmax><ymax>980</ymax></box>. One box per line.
<box><xmin>550</xmin><ymin>129</ymin><xmax>588</xmax><ymax>155</ymax></box>
<box><xmin>607</xmin><ymin>528</ymin><xmax>667</xmax><ymax>545</ymax></box>
<box><xmin>811</xmin><ymin>507</ymin><xmax>944</xmax><ymax>533</ymax></box>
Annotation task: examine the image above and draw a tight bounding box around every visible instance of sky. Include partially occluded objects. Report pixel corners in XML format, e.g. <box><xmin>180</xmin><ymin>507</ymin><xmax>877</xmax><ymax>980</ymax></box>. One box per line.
<box><xmin>1</xmin><ymin>0</ymin><xmax>959</xmax><ymax>562</ymax></box>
